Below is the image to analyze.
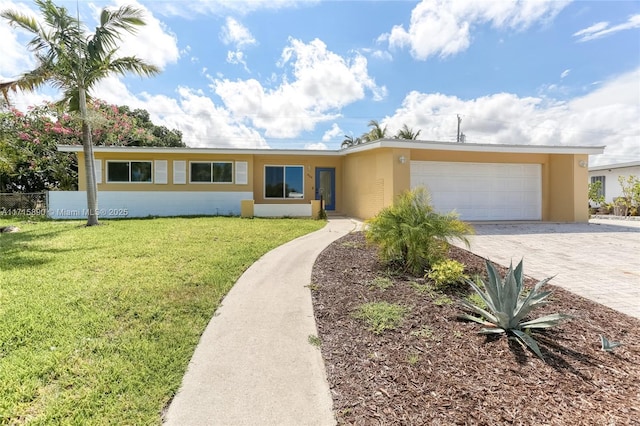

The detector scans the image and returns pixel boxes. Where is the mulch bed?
[311,232,640,425]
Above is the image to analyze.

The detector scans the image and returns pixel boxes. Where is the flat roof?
[57,145,342,156]
[344,139,605,155]
[589,160,640,172]
[58,139,605,156]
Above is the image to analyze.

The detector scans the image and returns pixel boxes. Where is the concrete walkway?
[163,218,359,426]
[452,219,640,319]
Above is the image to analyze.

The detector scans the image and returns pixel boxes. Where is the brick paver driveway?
[452,219,640,319]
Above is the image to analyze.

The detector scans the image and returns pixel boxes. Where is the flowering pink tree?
[0,99,184,192]
[0,104,78,192]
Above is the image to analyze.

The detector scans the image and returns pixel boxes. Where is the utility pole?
[456,114,462,143]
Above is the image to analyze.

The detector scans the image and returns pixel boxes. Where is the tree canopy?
[0,100,183,192]
[342,121,423,149]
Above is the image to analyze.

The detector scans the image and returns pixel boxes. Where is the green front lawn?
[0,217,325,424]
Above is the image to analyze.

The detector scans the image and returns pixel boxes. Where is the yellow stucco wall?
[341,148,589,222]
[251,155,342,209]
[81,151,343,209]
[341,148,403,219]
[79,151,254,192]
[78,148,590,222]
[548,154,590,222]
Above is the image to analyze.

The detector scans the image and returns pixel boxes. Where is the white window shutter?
[94,159,102,183]
[155,160,168,184]
[173,160,186,184]
[235,161,248,185]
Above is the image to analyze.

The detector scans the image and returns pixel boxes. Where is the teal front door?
[315,168,335,211]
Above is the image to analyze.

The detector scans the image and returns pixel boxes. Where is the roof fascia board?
[589,161,640,171]
[58,140,606,156]
[342,139,605,155]
[57,145,342,156]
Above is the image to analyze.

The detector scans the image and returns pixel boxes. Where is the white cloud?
[220,17,256,48]
[560,69,571,79]
[221,19,255,72]
[0,0,179,83]
[0,1,38,79]
[321,123,342,142]
[227,50,250,72]
[382,68,640,166]
[383,0,569,60]
[304,142,328,150]
[92,77,268,149]
[573,21,609,37]
[573,14,640,42]
[146,0,319,18]
[212,38,385,138]
[109,0,180,70]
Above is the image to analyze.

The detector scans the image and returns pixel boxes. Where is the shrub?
[614,175,640,216]
[588,180,605,206]
[365,187,473,275]
[459,259,571,360]
[352,302,409,334]
[427,259,468,289]
[368,276,394,291]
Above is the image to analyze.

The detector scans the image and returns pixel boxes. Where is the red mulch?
[311,232,640,425]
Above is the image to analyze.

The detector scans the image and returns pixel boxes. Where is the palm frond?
[89,5,145,56]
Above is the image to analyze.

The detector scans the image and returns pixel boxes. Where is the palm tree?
[1,0,159,225]
[362,119,388,142]
[394,124,421,140]
[341,134,362,149]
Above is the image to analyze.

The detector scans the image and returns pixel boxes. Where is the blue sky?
[1,0,639,166]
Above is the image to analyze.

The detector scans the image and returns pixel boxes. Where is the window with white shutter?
[155,160,168,184]
[94,159,102,183]
[173,160,186,184]
[235,161,248,185]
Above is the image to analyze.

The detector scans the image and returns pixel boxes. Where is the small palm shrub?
[459,259,571,360]
[427,259,468,289]
[366,187,473,275]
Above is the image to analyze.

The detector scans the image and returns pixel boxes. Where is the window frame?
[590,175,605,199]
[106,160,153,183]
[264,165,305,199]
[189,161,234,184]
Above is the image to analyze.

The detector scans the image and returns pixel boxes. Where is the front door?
[315,168,335,211]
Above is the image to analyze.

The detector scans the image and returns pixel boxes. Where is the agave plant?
[459,259,571,360]
[600,335,622,352]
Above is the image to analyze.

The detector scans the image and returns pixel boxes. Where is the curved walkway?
[163,218,359,426]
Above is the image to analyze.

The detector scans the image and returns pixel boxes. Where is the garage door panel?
[410,161,541,221]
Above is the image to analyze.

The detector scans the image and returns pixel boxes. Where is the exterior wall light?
[399,155,406,164]
[578,160,587,168]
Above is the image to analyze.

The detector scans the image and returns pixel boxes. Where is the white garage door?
[410,161,541,221]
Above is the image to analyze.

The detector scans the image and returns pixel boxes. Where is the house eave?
[588,160,640,172]
[341,139,606,155]
[57,145,343,156]
[57,140,606,156]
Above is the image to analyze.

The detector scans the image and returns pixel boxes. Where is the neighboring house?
[588,161,640,204]
[53,140,603,222]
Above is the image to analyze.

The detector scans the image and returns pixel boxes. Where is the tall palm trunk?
[78,84,99,226]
